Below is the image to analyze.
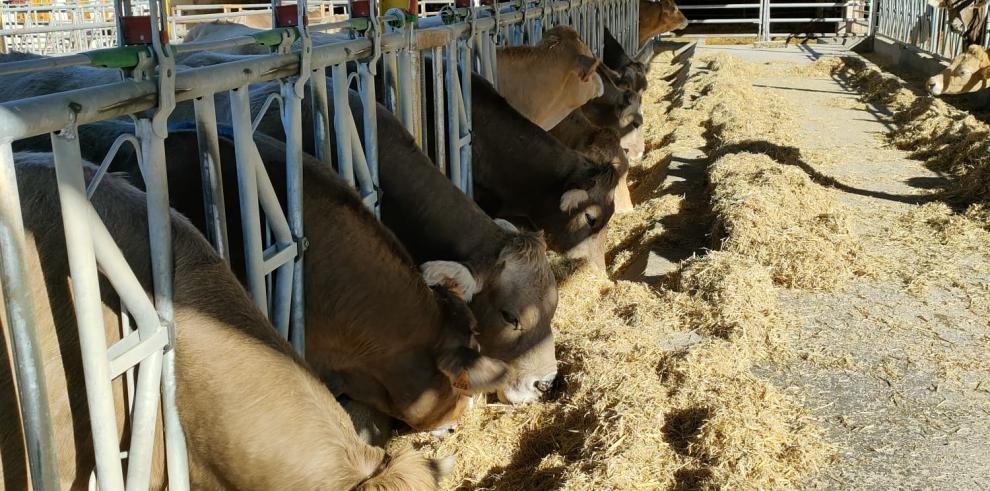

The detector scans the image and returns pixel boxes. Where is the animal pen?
[0,0,640,488]
[2,0,990,488]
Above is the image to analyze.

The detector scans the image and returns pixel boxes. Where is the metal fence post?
[0,141,61,491]
[51,127,127,491]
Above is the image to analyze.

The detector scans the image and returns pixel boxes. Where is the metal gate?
[677,0,875,41]
[875,0,990,59]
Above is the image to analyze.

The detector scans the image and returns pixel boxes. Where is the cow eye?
[501,310,520,330]
[584,212,598,228]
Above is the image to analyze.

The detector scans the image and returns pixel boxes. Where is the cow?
[466,73,620,270]
[418,68,620,269]
[496,26,605,130]
[0,52,123,102]
[13,123,507,431]
[603,28,649,93]
[550,109,634,213]
[3,51,562,402]
[926,44,990,95]
[602,27,649,159]
[182,20,350,55]
[580,63,645,164]
[243,83,561,405]
[928,0,988,47]
[0,153,451,490]
[639,0,690,47]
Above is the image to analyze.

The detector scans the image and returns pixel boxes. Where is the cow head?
[463,227,559,404]
[542,26,605,124]
[928,0,987,36]
[639,0,689,45]
[927,44,990,95]
[586,65,644,133]
[550,160,620,270]
[377,262,510,431]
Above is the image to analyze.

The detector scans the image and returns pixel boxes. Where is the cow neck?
[301,161,445,339]
[475,78,589,194]
[495,51,570,122]
[375,111,506,281]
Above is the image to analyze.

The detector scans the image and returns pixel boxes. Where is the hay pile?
[828,57,990,205]
[690,54,866,290]
[389,50,831,490]
[709,153,863,290]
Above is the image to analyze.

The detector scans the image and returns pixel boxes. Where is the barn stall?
[1,0,989,489]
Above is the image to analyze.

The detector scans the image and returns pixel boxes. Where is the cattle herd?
[0,1,689,489]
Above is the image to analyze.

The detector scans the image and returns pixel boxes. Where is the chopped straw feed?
[826,57,990,207]
[388,49,836,490]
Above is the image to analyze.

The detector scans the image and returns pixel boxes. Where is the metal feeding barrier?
[0,0,637,488]
[874,0,989,59]
[676,0,875,42]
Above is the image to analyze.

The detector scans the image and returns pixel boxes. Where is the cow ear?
[437,347,509,394]
[560,188,591,212]
[421,261,480,301]
[926,0,947,7]
[575,55,598,82]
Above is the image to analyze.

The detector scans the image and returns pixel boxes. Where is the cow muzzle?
[497,371,558,404]
[926,76,943,96]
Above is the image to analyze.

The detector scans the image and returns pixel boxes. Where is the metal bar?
[229,85,269,316]
[85,195,165,491]
[445,39,462,191]
[134,114,189,490]
[51,128,126,491]
[310,67,334,163]
[280,77,306,353]
[431,46,447,176]
[331,62,356,186]
[357,60,379,217]
[0,142,61,491]
[253,149,295,335]
[457,36,472,196]
[193,96,232,262]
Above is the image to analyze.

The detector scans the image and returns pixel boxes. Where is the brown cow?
[0,153,450,489]
[928,0,988,47]
[602,27,649,160]
[550,109,634,213]
[12,123,507,432]
[926,44,990,95]
[497,26,605,130]
[639,0,689,46]
[240,86,561,405]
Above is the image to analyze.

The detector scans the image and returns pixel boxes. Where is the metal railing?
[0,0,467,55]
[0,0,637,488]
[875,0,989,59]
[677,0,874,41]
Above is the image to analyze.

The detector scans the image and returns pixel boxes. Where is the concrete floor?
[640,42,990,490]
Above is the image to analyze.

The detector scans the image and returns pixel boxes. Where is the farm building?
[0,0,988,489]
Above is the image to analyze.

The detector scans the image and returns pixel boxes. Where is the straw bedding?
[385,51,840,490]
[826,57,990,206]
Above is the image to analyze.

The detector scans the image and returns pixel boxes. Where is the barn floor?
[631,43,990,489]
[391,42,990,490]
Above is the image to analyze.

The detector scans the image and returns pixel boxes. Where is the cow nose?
[533,372,558,394]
